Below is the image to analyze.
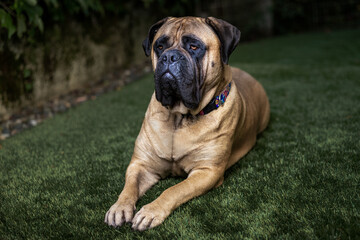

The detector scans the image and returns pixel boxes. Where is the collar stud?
[197,82,231,116]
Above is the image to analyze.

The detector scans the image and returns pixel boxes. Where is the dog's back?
[226,67,270,169]
[232,67,270,134]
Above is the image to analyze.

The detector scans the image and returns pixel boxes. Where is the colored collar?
[197,82,231,116]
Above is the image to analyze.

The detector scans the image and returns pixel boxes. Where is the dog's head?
[143,17,240,114]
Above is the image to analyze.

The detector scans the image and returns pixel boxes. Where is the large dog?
[105,16,270,231]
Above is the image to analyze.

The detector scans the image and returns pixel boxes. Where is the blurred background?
[0,0,359,123]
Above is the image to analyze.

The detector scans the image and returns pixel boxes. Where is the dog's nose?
[161,50,181,64]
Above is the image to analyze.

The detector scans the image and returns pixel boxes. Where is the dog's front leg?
[105,161,160,227]
[131,166,225,231]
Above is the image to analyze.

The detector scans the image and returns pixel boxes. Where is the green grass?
[1,29,360,239]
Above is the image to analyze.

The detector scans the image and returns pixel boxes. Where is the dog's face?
[142,17,240,113]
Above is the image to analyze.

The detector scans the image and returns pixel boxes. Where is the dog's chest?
[145,113,218,163]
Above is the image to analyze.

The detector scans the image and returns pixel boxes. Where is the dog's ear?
[205,17,241,64]
[142,17,169,57]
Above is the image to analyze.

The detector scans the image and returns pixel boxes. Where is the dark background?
[0,0,359,118]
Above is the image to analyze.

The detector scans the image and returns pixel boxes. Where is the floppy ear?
[142,17,169,57]
[205,17,241,64]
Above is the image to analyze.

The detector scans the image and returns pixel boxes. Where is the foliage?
[273,0,360,34]
[0,0,105,40]
[1,0,359,42]
[0,0,196,42]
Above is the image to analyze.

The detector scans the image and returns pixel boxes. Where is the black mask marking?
[153,34,207,109]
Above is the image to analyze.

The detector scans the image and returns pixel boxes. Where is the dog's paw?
[131,201,169,231]
[104,200,135,227]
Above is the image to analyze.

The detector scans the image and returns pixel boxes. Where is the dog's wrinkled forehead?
[154,17,218,48]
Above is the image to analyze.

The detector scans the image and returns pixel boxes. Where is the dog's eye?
[190,45,198,50]
[158,45,163,50]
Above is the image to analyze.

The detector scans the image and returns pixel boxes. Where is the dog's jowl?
[105,16,270,231]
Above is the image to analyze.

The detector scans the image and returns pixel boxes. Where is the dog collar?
[197,82,231,116]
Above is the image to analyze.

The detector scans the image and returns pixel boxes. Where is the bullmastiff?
[105,16,270,231]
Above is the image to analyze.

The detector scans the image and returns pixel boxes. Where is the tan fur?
[105,17,270,231]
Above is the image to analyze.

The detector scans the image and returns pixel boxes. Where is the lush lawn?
[1,29,359,239]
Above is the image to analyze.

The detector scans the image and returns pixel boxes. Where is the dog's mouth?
[160,72,179,93]
[154,48,202,110]
[155,69,199,110]
[162,71,174,79]
[157,71,181,104]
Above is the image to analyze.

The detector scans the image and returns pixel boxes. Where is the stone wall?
[0,14,153,119]
[0,1,274,120]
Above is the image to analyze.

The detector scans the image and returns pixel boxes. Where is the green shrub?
[273,0,360,34]
[0,0,106,40]
[0,0,197,42]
